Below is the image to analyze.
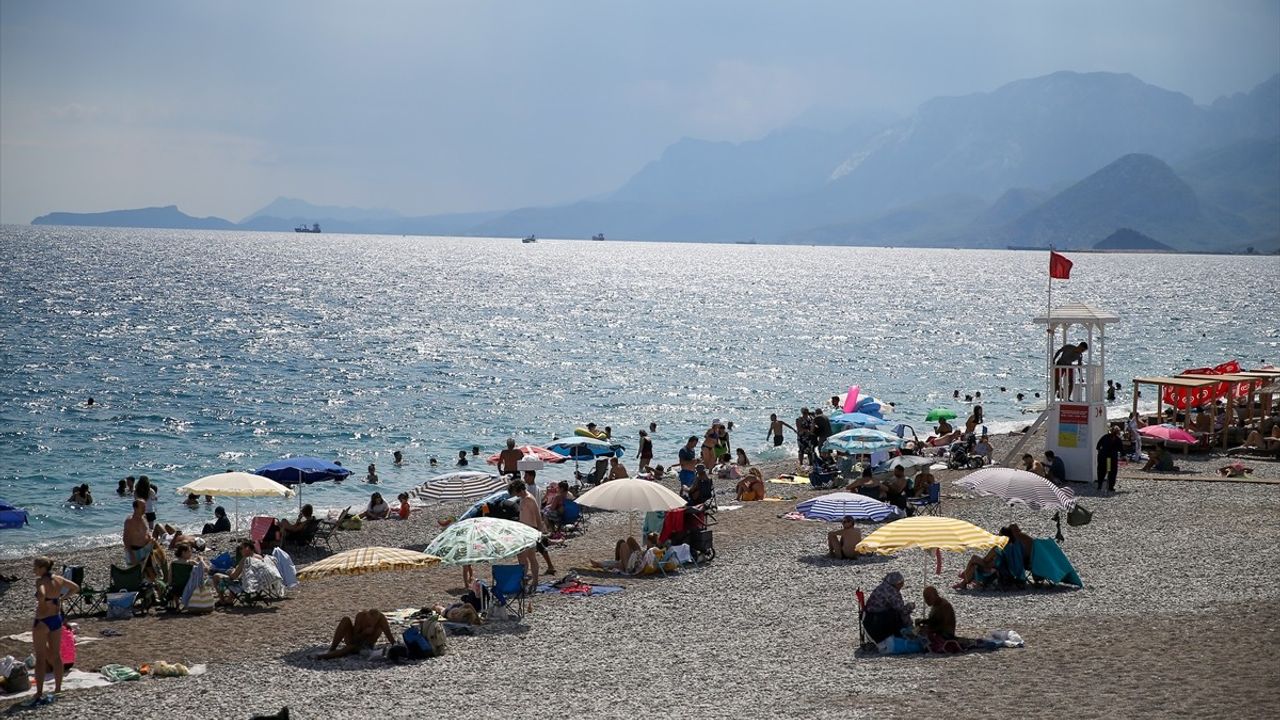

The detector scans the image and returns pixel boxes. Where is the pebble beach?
[2,434,1277,719]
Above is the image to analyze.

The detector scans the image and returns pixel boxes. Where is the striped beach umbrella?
[955,467,1076,511]
[412,471,507,503]
[296,546,440,580]
[856,516,1008,555]
[824,428,902,453]
[795,492,901,522]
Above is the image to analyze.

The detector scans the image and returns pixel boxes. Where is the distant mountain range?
[32,70,1280,253]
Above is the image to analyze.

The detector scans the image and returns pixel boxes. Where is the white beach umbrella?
[954,467,1076,512]
[175,472,295,531]
[575,478,686,513]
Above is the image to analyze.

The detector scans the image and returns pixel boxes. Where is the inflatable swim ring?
[574,427,609,440]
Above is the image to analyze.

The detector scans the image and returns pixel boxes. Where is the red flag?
[1049,251,1073,279]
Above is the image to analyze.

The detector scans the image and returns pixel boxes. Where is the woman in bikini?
[31,557,78,706]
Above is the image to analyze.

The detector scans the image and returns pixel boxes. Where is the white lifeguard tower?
[1030,303,1119,482]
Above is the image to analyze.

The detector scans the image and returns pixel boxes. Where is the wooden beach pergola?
[1131,375,1219,429]
[1132,370,1279,449]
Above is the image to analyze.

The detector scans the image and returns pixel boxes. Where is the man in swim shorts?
[678,436,699,487]
[768,413,793,447]
[123,499,153,566]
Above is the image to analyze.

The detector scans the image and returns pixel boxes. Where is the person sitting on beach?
[183,493,200,508]
[124,499,155,566]
[317,610,397,660]
[1142,446,1180,472]
[1217,462,1253,478]
[736,448,751,467]
[735,467,766,501]
[809,449,838,488]
[1019,454,1035,472]
[974,436,993,465]
[954,546,1001,590]
[684,465,715,506]
[935,418,953,436]
[202,506,231,535]
[214,540,264,605]
[543,481,572,525]
[395,493,411,520]
[1044,450,1066,484]
[646,464,667,482]
[915,586,957,643]
[863,571,914,643]
[713,455,740,482]
[590,537,644,572]
[911,469,936,498]
[827,516,861,559]
[608,456,629,481]
[361,492,390,520]
[280,504,316,542]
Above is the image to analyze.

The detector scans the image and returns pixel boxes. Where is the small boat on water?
[591,233,605,241]
[522,235,537,244]
[295,223,321,233]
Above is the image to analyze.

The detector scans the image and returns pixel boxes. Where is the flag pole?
[1047,245,1054,402]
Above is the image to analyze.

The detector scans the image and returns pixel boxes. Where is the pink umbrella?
[485,445,570,465]
[1139,425,1197,444]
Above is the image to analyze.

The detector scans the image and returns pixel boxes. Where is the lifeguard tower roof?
[1033,303,1119,325]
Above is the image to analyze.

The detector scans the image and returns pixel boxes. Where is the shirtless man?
[123,499,153,566]
[677,436,699,487]
[608,456,629,480]
[828,516,861,559]
[511,479,553,586]
[767,413,794,447]
[498,438,524,477]
[318,609,396,660]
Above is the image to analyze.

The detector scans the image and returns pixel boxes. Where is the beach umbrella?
[795,492,901,522]
[175,472,295,531]
[412,471,507,503]
[255,456,352,510]
[0,498,29,529]
[575,478,686,513]
[955,467,1076,512]
[878,455,936,473]
[856,516,1009,574]
[484,445,569,465]
[829,412,891,429]
[925,408,957,421]
[424,517,541,566]
[546,437,624,461]
[297,546,440,580]
[1138,425,1197,445]
[824,428,902,453]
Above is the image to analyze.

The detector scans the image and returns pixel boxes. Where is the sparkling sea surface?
[1,225,1276,556]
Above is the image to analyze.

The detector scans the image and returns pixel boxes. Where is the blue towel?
[1030,538,1083,587]
[643,511,665,538]
[1001,541,1027,580]
[210,551,234,572]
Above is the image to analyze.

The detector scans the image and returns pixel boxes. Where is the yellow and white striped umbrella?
[856,516,1008,555]
[297,546,441,580]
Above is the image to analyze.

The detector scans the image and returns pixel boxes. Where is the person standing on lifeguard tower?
[1052,340,1088,400]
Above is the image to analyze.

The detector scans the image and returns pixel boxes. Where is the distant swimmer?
[457,451,469,467]
[1016,393,1025,402]
[649,422,657,433]
[85,397,95,406]
[366,463,379,484]
[393,450,403,465]
[429,456,438,467]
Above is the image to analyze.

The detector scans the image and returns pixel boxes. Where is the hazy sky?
[2,0,1277,224]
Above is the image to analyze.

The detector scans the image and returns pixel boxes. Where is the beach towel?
[1029,539,1083,587]
[241,556,286,599]
[271,547,298,588]
[767,476,811,485]
[4,632,99,646]
[643,511,665,538]
[667,543,693,565]
[658,510,685,545]
[535,582,624,596]
[1001,541,1027,581]
[5,669,113,699]
[180,561,206,609]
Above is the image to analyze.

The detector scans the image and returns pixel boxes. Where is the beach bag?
[877,635,926,654]
[3,664,27,694]
[106,592,137,619]
[420,617,447,656]
[339,515,363,531]
[60,624,76,668]
[403,627,431,659]
[1067,503,1093,527]
[186,582,216,613]
[210,551,235,573]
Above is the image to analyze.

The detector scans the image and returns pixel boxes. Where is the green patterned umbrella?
[424,517,541,566]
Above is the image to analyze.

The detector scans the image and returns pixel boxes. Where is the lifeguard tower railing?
[1051,362,1104,404]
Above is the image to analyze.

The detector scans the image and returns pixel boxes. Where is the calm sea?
[1,226,1276,557]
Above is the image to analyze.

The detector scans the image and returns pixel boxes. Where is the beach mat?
[5,632,99,645]
[1132,473,1280,485]
[535,582,623,596]
[768,476,810,485]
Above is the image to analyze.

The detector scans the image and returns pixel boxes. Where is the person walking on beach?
[511,479,552,586]
[678,436,699,487]
[498,439,523,477]
[813,409,833,449]
[767,413,793,448]
[1096,425,1123,493]
[636,430,654,472]
[795,409,815,466]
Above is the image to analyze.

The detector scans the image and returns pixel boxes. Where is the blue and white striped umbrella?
[795,492,902,522]
[412,471,507,503]
[824,428,903,453]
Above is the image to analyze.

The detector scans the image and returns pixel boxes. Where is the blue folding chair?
[557,499,588,538]
[489,564,527,621]
[908,482,941,516]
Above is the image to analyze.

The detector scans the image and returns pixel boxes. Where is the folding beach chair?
[907,482,941,516]
[165,561,195,612]
[487,565,527,622]
[60,565,104,616]
[855,588,876,652]
[108,563,155,613]
[250,516,278,554]
[555,499,588,538]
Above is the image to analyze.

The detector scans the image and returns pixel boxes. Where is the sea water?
[1,225,1276,557]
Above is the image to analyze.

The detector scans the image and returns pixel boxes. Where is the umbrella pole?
[935,548,942,575]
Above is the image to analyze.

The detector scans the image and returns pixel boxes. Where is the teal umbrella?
[925,408,957,421]
[824,428,902,453]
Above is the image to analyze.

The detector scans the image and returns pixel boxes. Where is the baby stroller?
[946,439,984,470]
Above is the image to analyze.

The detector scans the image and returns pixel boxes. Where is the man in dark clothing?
[1052,341,1088,399]
[1095,425,1124,492]
[813,409,833,447]
[917,586,956,641]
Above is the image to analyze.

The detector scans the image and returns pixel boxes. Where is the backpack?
[403,618,448,659]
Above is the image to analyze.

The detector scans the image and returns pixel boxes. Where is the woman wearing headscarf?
[862,571,914,642]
